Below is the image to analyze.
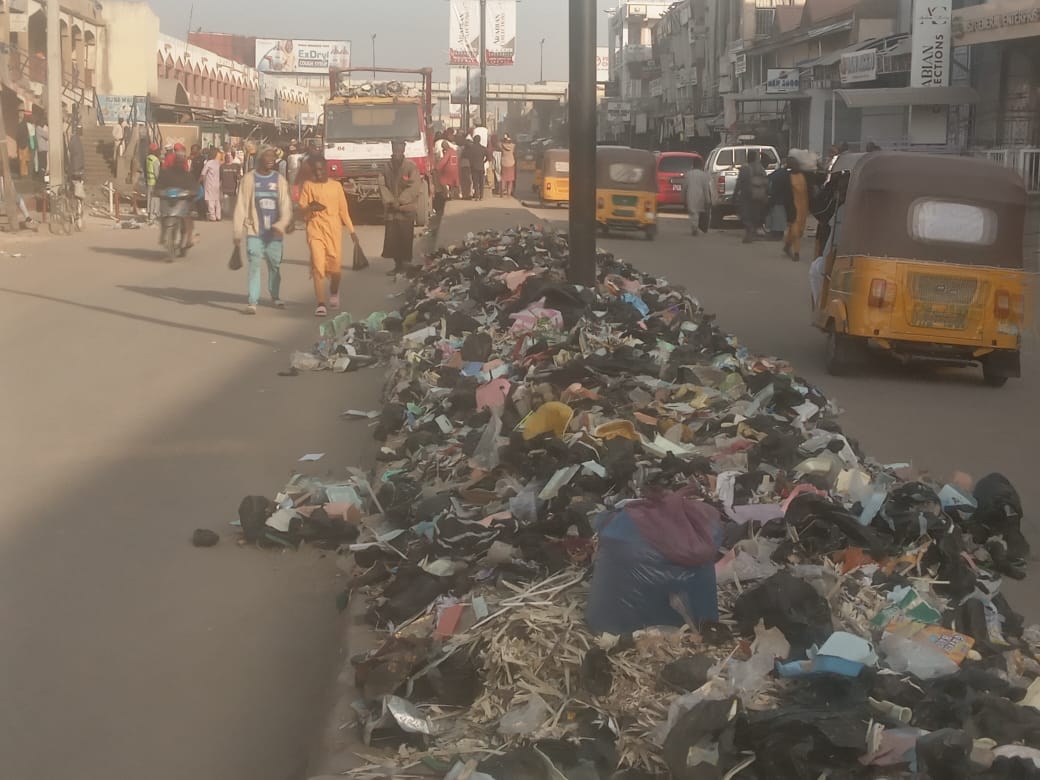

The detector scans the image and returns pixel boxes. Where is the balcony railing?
[623,44,653,64]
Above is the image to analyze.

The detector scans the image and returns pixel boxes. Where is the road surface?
[1,192,1036,780]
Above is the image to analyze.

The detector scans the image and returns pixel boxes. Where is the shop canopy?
[836,86,979,109]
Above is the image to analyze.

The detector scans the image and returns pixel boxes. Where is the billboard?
[255,39,351,75]
[485,0,517,66]
[449,0,481,66]
[910,0,952,87]
[596,47,610,83]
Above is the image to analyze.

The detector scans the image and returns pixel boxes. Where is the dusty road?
[2,188,1036,779]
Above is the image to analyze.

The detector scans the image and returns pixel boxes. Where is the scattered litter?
[298,453,325,462]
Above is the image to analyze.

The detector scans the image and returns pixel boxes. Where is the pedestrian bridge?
[430,81,568,103]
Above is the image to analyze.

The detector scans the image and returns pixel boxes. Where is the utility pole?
[46,0,64,190]
[540,38,546,83]
[479,0,488,126]
[567,0,596,285]
[371,34,377,78]
[464,66,471,132]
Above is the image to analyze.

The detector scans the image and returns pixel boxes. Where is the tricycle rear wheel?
[982,361,1009,388]
[825,326,860,376]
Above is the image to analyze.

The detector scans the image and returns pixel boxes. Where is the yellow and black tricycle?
[812,152,1033,387]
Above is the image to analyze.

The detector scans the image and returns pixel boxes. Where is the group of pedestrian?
[431,128,518,206]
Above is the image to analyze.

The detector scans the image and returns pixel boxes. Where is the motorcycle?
[158,188,194,260]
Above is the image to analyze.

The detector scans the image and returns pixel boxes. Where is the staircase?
[78,121,117,190]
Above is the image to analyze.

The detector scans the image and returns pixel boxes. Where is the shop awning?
[730,91,810,103]
[836,86,979,108]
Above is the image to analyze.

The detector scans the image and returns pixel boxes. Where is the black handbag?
[352,241,369,270]
[228,245,243,270]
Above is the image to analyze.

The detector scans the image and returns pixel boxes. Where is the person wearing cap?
[379,140,422,275]
[233,147,293,314]
[297,153,360,317]
[156,145,199,250]
[145,142,162,225]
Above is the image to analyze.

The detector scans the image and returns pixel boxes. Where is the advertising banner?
[596,47,610,83]
[485,0,517,66]
[255,39,351,75]
[839,49,878,84]
[449,0,481,67]
[765,68,800,94]
[910,0,952,87]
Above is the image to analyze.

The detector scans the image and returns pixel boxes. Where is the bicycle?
[45,183,74,236]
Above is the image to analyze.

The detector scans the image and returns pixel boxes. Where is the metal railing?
[975,148,1040,194]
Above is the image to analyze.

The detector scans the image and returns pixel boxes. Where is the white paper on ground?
[298,453,325,462]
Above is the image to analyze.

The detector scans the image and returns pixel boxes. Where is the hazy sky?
[144,0,617,83]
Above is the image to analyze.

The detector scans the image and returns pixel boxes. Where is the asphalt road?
[523,186,1040,623]
[1,187,1036,779]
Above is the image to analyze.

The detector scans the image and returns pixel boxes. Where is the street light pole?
[540,38,546,83]
[568,0,596,285]
[46,0,64,189]
[371,34,377,78]
[479,0,488,126]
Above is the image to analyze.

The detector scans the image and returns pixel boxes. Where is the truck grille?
[341,161,385,178]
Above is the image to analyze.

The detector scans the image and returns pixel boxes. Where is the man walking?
[733,149,768,244]
[145,143,161,225]
[458,137,473,200]
[202,148,222,221]
[781,153,810,262]
[232,147,293,315]
[298,154,359,317]
[379,140,421,276]
[684,157,713,236]
[467,135,491,201]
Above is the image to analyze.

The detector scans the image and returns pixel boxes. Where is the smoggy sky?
[145,0,619,83]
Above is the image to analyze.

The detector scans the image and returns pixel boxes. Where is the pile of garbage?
[239,228,1037,779]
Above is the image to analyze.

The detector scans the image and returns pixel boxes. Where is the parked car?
[655,152,703,209]
[704,144,781,227]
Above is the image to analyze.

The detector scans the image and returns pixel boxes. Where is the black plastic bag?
[352,241,369,270]
[228,244,243,270]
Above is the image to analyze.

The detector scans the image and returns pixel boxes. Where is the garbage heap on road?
[239,228,1037,779]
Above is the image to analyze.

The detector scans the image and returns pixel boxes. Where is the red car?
[655,152,703,209]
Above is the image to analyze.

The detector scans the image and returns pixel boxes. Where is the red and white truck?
[323,67,434,226]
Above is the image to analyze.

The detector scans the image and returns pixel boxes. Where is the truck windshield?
[325,105,421,143]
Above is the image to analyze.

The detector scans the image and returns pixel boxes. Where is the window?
[714,149,734,167]
[325,105,421,143]
[910,200,997,246]
[608,163,647,183]
[658,156,696,173]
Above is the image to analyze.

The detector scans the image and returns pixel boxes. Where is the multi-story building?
[602,1,671,144]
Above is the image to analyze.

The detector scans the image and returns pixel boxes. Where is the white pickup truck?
[704,144,781,228]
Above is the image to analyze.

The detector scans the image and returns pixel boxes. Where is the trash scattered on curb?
[235,227,1034,778]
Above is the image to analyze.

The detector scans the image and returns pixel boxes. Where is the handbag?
[228,245,243,270]
[352,241,369,270]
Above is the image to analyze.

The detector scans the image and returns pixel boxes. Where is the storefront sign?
[765,68,800,93]
[97,95,148,125]
[650,78,664,97]
[910,0,952,87]
[734,53,747,76]
[606,100,632,122]
[839,49,877,84]
[953,1,1040,46]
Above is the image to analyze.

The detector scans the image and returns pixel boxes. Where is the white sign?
[954,1,1040,46]
[8,13,27,33]
[298,112,318,126]
[910,0,952,87]
[449,0,481,67]
[734,53,747,76]
[606,100,631,122]
[485,0,517,67]
[449,67,481,103]
[765,68,799,94]
[649,77,663,97]
[596,47,610,83]
[255,39,350,75]
[840,49,878,84]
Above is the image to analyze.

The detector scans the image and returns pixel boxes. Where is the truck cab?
[323,68,433,226]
